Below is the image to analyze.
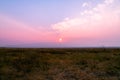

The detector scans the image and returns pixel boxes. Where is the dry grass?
[0,48,120,80]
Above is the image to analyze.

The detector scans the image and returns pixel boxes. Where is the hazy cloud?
[0,14,57,43]
[52,0,120,41]
[82,2,89,7]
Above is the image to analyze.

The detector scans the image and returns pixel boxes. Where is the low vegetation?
[0,48,120,80]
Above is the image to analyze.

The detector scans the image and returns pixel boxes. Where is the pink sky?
[0,0,120,47]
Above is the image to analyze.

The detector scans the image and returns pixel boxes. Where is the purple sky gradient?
[0,0,120,47]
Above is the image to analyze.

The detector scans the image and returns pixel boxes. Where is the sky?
[0,0,120,47]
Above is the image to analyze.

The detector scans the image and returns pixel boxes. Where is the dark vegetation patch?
[0,48,120,80]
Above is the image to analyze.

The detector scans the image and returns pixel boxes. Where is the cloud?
[52,0,120,42]
[82,2,89,7]
[0,14,57,43]
[104,0,114,4]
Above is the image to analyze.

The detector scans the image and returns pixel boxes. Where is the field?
[0,48,120,80]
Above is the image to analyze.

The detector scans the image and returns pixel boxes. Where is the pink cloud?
[0,14,57,43]
[52,0,120,42]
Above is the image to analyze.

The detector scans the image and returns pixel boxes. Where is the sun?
[59,38,63,42]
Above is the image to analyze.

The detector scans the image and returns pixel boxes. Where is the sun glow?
[59,38,63,42]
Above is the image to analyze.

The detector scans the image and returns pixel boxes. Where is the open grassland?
[0,48,120,80]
